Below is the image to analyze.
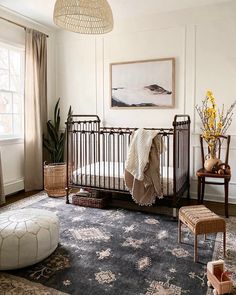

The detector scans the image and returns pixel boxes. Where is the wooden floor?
[0,190,40,208]
[182,198,236,217]
[1,190,236,217]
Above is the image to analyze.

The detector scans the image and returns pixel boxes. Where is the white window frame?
[0,40,25,142]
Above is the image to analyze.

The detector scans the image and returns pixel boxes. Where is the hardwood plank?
[1,190,236,217]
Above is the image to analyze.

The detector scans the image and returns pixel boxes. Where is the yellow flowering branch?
[196,91,236,157]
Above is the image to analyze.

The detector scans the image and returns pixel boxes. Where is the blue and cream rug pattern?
[0,192,235,295]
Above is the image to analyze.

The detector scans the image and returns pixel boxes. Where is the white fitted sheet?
[73,161,173,195]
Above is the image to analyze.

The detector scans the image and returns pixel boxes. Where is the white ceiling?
[0,0,232,29]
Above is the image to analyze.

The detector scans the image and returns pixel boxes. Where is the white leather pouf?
[0,208,59,270]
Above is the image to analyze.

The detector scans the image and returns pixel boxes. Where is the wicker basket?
[44,162,67,197]
[72,194,109,208]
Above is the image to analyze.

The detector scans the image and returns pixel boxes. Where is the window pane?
[10,50,21,76]
[0,47,8,69]
[0,114,13,136]
[0,69,9,90]
[0,92,12,113]
[0,44,24,139]
[13,93,23,113]
[13,114,23,136]
[10,74,21,92]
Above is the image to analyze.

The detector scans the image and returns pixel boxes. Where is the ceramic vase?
[204,156,221,172]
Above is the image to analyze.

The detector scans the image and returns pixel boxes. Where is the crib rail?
[66,115,190,207]
[173,115,191,203]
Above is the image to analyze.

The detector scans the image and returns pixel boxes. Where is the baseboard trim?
[2,178,236,205]
[4,178,24,196]
[190,191,236,205]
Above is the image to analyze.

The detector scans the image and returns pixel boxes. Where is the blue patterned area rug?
[0,192,235,295]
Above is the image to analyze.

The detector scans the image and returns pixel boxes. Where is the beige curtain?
[24,29,47,191]
[0,151,5,204]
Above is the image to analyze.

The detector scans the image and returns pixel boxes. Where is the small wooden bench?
[178,205,226,262]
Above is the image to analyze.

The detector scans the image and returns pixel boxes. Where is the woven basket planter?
[44,162,67,197]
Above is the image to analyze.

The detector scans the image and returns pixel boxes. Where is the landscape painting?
[110,58,175,108]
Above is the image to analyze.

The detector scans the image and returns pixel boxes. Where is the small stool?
[178,205,226,262]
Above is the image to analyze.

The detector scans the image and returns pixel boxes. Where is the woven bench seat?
[178,205,226,262]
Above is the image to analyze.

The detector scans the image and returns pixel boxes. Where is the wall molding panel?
[55,1,236,204]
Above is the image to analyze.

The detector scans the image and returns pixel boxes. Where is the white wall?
[55,0,236,203]
[0,7,56,195]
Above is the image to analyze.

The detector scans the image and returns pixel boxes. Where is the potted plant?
[43,98,72,197]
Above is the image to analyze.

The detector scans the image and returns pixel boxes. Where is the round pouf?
[0,208,59,270]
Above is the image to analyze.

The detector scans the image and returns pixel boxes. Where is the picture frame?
[110,58,175,108]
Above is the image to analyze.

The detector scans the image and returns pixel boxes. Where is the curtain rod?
[0,16,49,38]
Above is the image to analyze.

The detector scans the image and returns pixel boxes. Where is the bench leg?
[178,219,182,243]
[194,234,198,262]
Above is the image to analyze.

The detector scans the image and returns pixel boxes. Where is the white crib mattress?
[72,161,174,195]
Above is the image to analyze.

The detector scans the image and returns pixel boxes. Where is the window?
[0,42,24,139]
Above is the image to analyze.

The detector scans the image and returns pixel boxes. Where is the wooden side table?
[178,205,226,262]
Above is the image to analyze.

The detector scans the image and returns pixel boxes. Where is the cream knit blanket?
[125,129,158,181]
[125,129,163,206]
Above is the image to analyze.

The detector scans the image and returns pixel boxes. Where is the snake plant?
[43,98,72,163]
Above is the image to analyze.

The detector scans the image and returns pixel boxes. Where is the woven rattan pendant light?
[53,0,113,34]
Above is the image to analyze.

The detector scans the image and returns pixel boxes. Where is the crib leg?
[187,186,190,199]
[172,208,177,218]
[66,187,70,204]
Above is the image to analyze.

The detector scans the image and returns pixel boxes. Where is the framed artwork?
[110,58,175,108]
